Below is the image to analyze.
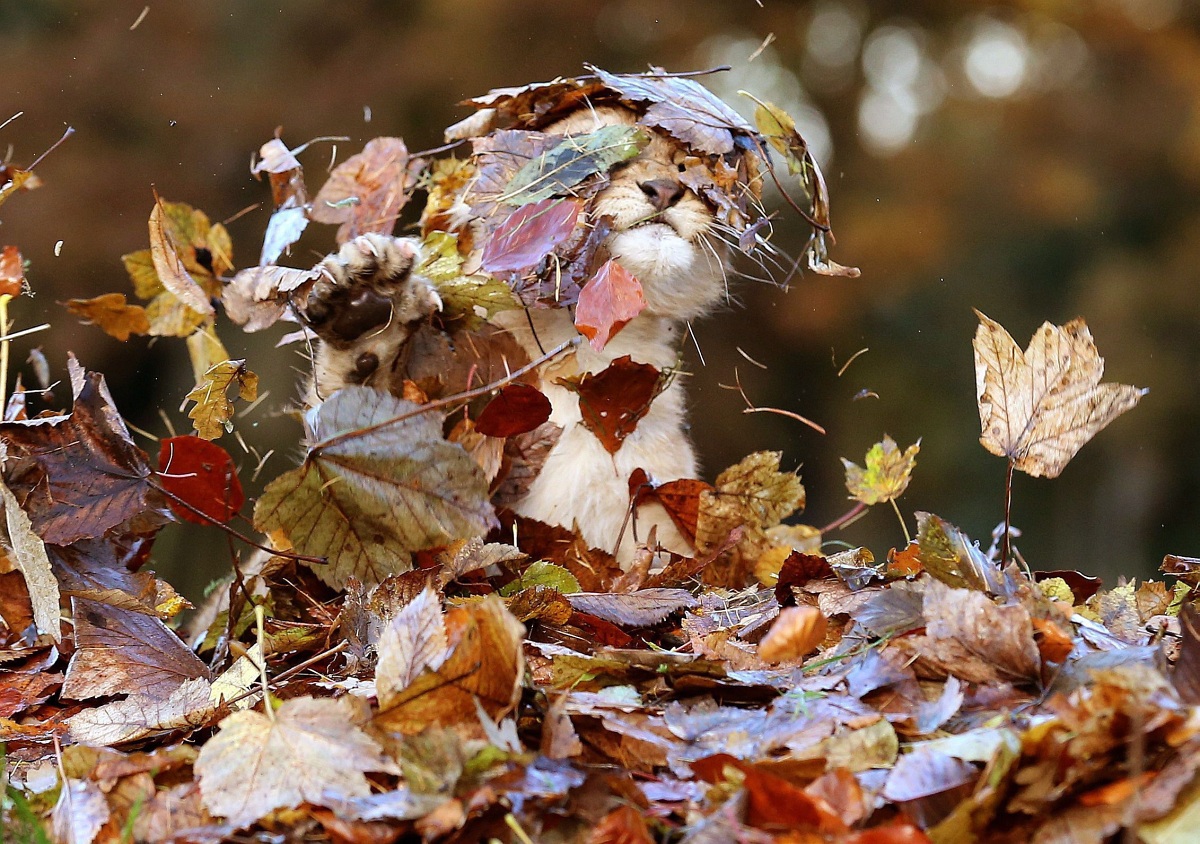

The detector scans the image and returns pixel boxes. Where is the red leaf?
[474,383,552,438]
[480,198,581,273]
[559,356,663,455]
[574,259,646,351]
[0,245,25,297]
[629,470,710,545]
[691,753,848,833]
[157,436,244,524]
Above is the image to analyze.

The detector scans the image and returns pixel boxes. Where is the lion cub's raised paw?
[304,234,441,401]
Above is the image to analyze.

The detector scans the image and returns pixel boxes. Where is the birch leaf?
[973,310,1146,478]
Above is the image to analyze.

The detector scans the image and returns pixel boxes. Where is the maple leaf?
[474,383,552,438]
[254,386,495,589]
[558,356,664,454]
[973,310,1146,478]
[574,259,647,351]
[842,435,920,506]
[695,451,806,554]
[0,475,58,639]
[63,293,151,341]
[183,359,258,441]
[479,197,582,274]
[310,137,423,243]
[0,364,166,545]
[157,436,244,524]
[499,124,647,205]
[63,598,211,701]
[195,696,397,829]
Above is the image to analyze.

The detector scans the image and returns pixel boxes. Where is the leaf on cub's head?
[574,259,646,351]
[973,310,1146,479]
[751,99,829,220]
[500,124,647,206]
[63,293,150,341]
[475,383,552,438]
[479,197,582,274]
[0,364,166,545]
[588,65,754,155]
[310,137,423,244]
[254,387,496,589]
[222,265,320,332]
[0,245,26,298]
[195,696,396,829]
[157,436,244,525]
[183,359,258,441]
[842,435,920,506]
[557,356,664,455]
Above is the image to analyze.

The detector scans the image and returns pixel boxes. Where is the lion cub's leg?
[304,234,441,403]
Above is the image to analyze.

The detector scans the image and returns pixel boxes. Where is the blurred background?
[1,0,1196,599]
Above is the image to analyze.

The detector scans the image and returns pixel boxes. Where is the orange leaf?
[574,259,646,351]
[758,605,828,663]
[0,245,25,297]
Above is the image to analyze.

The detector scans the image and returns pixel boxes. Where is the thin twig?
[821,501,867,534]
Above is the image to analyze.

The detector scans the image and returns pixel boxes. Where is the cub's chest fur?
[304,105,746,563]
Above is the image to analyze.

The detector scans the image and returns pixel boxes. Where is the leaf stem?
[1002,458,1014,564]
[316,335,581,453]
[890,498,911,544]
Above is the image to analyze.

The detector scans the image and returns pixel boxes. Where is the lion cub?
[304,106,730,563]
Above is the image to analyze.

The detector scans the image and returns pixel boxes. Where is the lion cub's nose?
[638,178,686,212]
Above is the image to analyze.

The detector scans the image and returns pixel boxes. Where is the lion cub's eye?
[677,163,687,173]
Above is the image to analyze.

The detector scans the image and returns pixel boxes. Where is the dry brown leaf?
[149,193,214,317]
[375,586,449,705]
[52,778,110,844]
[974,310,1146,478]
[222,265,319,332]
[310,137,423,243]
[63,293,151,341]
[195,696,397,829]
[66,677,218,747]
[565,589,697,627]
[183,359,258,441]
[0,475,59,640]
[758,605,828,663]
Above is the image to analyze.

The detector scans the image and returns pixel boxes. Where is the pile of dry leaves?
[1,67,1196,844]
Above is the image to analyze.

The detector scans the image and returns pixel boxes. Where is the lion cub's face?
[546,107,727,321]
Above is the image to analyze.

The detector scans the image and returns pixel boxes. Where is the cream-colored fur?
[305,107,728,563]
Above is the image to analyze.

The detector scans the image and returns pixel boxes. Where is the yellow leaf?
[973,310,1146,478]
[184,359,258,440]
[842,434,920,506]
[63,293,150,342]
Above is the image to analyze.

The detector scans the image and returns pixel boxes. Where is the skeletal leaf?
[254,386,495,589]
[0,474,59,639]
[183,359,258,441]
[375,587,449,705]
[196,696,396,829]
[500,124,647,205]
[973,310,1146,478]
[842,435,920,506]
[63,293,150,341]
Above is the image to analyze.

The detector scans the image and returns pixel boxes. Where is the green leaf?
[419,231,519,329]
[499,561,581,597]
[500,125,647,206]
[841,435,920,506]
[254,387,496,589]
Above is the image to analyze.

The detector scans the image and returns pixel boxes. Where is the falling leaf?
[695,451,806,555]
[0,245,26,297]
[195,696,397,829]
[0,475,59,639]
[475,383,552,438]
[222,265,320,332]
[500,124,647,205]
[149,194,214,317]
[157,435,244,524]
[479,197,582,273]
[758,605,827,663]
[558,356,664,454]
[254,386,495,588]
[842,435,920,506]
[375,587,449,705]
[63,598,210,701]
[310,137,423,243]
[574,260,647,351]
[973,310,1146,478]
[52,778,110,844]
[183,359,258,441]
[63,293,150,341]
[751,98,831,226]
[0,366,166,545]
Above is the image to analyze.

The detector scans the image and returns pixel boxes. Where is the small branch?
[742,406,826,435]
[149,478,327,565]
[821,501,867,534]
[26,126,74,171]
[316,335,580,453]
